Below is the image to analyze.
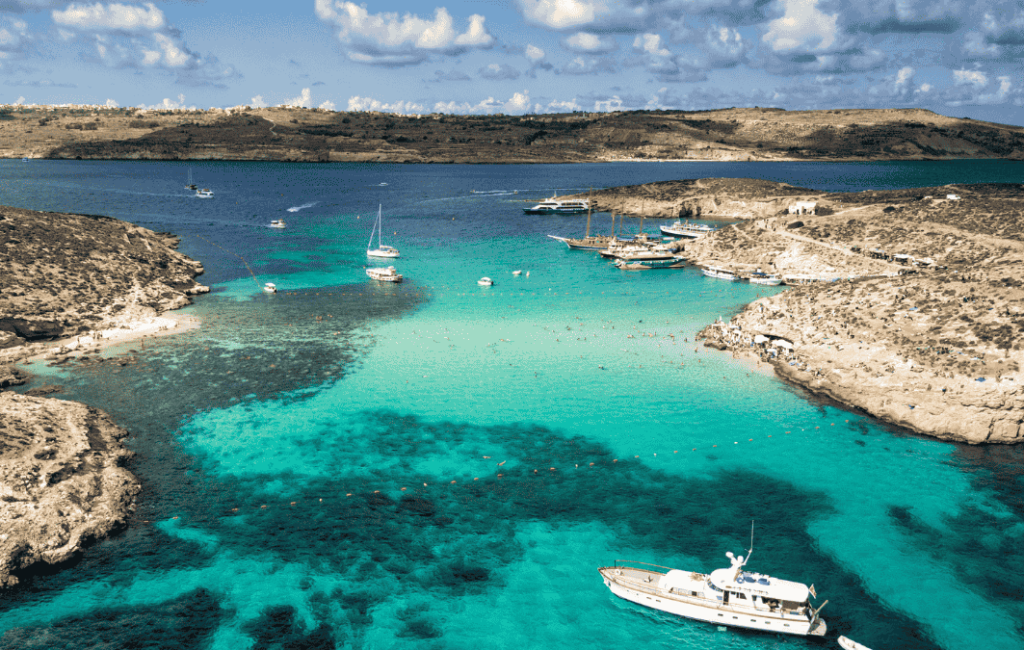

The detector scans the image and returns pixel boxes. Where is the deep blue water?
[1,160,1023,650]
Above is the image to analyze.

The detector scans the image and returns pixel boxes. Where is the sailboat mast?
[585,188,592,239]
[378,204,383,248]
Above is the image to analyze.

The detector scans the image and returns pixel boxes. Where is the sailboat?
[367,205,400,258]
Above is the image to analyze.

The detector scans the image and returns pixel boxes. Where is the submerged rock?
[0,392,141,588]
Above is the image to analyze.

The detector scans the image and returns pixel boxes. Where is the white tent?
[753,335,769,344]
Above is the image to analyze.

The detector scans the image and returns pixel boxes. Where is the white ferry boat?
[599,548,827,637]
[702,266,738,281]
[523,198,590,215]
[366,266,403,283]
[661,221,716,238]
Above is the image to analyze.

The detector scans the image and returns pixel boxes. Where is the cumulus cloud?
[517,0,605,30]
[347,96,427,114]
[319,99,336,111]
[525,44,545,61]
[52,2,164,32]
[763,0,839,52]
[563,32,617,53]
[433,90,534,114]
[250,94,268,108]
[315,1,494,66]
[137,93,193,110]
[0,17,31,63]
[845,0,962,35]
[479,63,521,80]
[50,2,238,86]
[285,88,312,107]
[105,97,117,107]
[560,55,617,75]
[953,68,988,87]
[946,72,1013,105]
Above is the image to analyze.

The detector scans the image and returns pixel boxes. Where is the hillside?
[2,106,1023,163]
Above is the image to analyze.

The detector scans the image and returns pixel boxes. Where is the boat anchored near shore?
[599,539,827,637]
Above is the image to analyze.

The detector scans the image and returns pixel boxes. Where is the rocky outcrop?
[0,392,141,587]
[0,205,208,345]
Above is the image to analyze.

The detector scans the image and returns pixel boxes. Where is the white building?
[788,201,817,215]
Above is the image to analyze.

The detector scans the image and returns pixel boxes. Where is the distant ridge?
[2,105,1023,163]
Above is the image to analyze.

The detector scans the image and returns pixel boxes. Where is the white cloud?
[633,33,670,58]
[479,63,521,80]
[432,90,535,114]
[250,95,267,108]
[594,95,624,112]
[285,88,312,107]
[953,68,988,87]
[315,1,494,65]
[917,83,931,93]
[137,93,192,110]
[894,66,914,93]
[563,32,616,53]
[347,96,426,114]
[104,98,118,108]
[763,0,838,52]
[52,2,165,32]
[14,95,25,105]
[545,98,582,112]
[525,44,545,61]
[517,0,604,30]
[319,99,337,111]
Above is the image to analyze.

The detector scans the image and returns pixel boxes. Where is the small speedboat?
[478,277,494,286]
[263,282,277,293]
[270,219,286,229]
[195,188,214,198]
[512,270,522,276]
[838,636,873,650]
[367,266,403,283]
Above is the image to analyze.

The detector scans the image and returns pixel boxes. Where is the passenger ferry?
[749,270,782,286]
[599,545,827,637]
[702,266,738,281]
[661,221,716,238]
[523,198,590,215]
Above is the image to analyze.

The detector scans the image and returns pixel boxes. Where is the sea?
[1,159,1023,650]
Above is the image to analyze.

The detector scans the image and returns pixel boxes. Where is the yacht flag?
[809,584,817,598]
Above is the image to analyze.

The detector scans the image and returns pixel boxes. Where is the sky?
[1,1,1023,125]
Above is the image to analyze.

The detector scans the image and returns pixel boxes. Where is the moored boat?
[599,545,827,637]
[263,282,277,293]
[661,221,716,238]
[702,265,738,281]
[195,188,214,198]
[749,270,782,286]
[269,219,286,229]
[367,204,400,258]
[838,636,873,650]
[547,234,620,250]
[478,277,494,286]
[366,266,403,283]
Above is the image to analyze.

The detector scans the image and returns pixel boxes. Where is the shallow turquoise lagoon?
[1,160,1022,650]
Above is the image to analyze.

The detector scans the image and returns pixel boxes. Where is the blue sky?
[2,1,1023,124]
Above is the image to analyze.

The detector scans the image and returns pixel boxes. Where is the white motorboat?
[599,542,827,637]
[367,204,400,258]
[838,636,873,650]
[512,270,522,276]
[749,271,782,286]
[661,220,716,238]
[270,219,286,229]
[478,277,494,286]
[367,266,403,283]
[195,188,214,198]
[263,282,277,293]
[702,265,738,281]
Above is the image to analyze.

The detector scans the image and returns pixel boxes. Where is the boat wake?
[286,202,317,213]
[470,189,519,196]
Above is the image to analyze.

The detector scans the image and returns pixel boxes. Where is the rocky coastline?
[655,180,1024,444]
[1,204,208,586]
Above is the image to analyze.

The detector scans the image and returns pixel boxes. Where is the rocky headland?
[3,105,1024,163]
[1,204,208,586]
[620,179,1024,444]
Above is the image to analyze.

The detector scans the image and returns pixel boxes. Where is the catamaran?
[599,534,827,637]
[367,205,400,258]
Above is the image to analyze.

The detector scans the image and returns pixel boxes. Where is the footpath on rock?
[0,204,208,586]
[588,178,1024,444]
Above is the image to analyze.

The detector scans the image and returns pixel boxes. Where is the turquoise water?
[2,160,1023,650]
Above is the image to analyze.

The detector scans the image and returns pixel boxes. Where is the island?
[0,204,208,586]
[567,179,1024,444]
[3,105,1024,163]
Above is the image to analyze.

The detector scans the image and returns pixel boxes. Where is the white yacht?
[749,270,782,286]
[478,277,494,286]
[263,282,277,293]
[599,546,827,637]
[367,205,400,259]
[661,220,716,238]
[195,188,214,199]
[523,197,590,215]
[366,266,403,283]
[702,265,738,281]
[269,219,286,229]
